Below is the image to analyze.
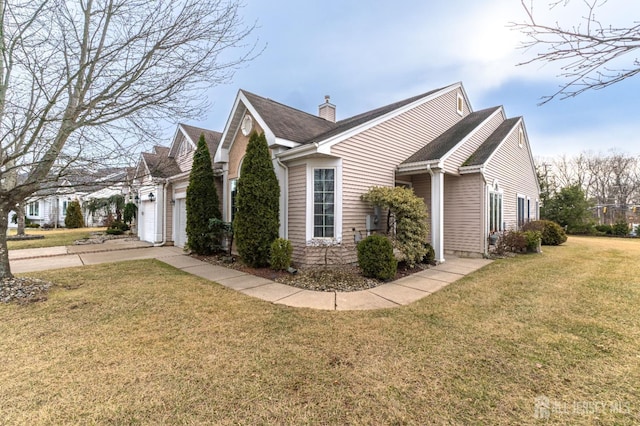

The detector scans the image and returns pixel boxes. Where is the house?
[8,168,132,228]
[133,124,222,246]
[213,82,539,265]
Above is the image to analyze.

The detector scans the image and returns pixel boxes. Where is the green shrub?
[186,133,222,255]
[207,218,233,254]
[123,202,137,225]
[521,220,567,245]
[270,238,293,271]
[64,200,84,228]
[357,235,397,280]
[595,224,613,235]
[234,132,280,267]
[106,220,129,235]
[612,219,629,236]
[523,230,542,252]
[361,186,429,267]
[26,223,40,228]
[422,243,435,265]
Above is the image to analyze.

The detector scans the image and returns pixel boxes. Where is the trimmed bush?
[270,238,293,271]
[64,200,84,228]
[186,133,222,255]
[422,243,435,265]
[612,219,629,236]
[523,230,542,252]
[521,220,567,245]
[361,186,429,267]
[123,202,137,225]
[234,132,280,267]
[357,234,397,280]
[106,220,129,235]
[595,224,613,235]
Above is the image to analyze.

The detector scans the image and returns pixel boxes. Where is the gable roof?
[304,87,447,145]
[463,117,521,167]
[241,91,336,143]
[141,146,181,179]
[401,106,501,164]
[175,123,223,160]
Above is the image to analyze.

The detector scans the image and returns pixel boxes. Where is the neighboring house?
[211,81,539,265]
[8,169,133,229]
[133,124,222,246]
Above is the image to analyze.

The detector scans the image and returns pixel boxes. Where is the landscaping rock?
[1,277,52,303]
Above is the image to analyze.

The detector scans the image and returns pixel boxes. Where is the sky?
[188,0,640,160]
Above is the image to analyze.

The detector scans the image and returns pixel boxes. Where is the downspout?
[276,156,288,239]
[153,180,168,247]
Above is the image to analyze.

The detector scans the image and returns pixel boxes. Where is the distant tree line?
[537,151,640,233]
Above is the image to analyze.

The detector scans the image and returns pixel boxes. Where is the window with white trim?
[456,93,464,116]
[28,201,40,217]
[517,195,526,228]
[313,168,335,238]
[489,185,503,233]
[62,200,69,216]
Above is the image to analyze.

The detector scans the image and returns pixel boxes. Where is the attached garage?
[173,197,187,247]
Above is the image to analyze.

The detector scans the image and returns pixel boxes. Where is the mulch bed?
[194,253,431,292]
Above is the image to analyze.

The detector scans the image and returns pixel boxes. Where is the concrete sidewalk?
[9,241,492,310]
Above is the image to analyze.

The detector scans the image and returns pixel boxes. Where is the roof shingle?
[463,117,521,167]
[402,106,501,164]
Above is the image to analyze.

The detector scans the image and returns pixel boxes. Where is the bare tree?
[0,0,258,279]
[513,0,640,103]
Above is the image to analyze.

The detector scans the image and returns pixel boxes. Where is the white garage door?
[174,198,187,248]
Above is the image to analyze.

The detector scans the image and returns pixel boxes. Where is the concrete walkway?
[9,240,492,310]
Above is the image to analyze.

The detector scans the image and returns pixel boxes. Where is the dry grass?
[6,227,104,250]
[0,236,638,424]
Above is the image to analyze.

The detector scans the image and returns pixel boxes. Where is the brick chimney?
[318,95,336,122]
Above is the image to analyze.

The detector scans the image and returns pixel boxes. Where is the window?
[230,178,238,222]
[518,128,524,148]
[62,200,69,216]
[517,195,526,228]
[28,201,40,217]
[456,93,464,115]
[527,198,531,222]
[313,168,335,238]
[489,188,503,233]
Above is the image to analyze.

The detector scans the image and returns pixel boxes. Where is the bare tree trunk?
[0,202,13,280]
[16,204,25,236]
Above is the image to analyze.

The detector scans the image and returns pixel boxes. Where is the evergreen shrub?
[521,220,567,245]
[64,200,84,228]
[186,133,221,254]
[270,238,293,271]
[357,234,397,280]
[234,132,280,267]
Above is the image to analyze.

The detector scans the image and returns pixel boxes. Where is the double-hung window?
[28,201,40,217]
[313,168,335,238]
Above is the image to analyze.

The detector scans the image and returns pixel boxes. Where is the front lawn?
[6,227,105,250]
[0,237,638,424]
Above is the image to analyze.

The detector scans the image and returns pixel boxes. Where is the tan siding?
[165,183,174,242]
[229,117,264,180]
[288,164,306,264]
[332,88,464,241]
[484,124,539,230]
[411,174,432,242]
[443,111,503,174]
[443,174,483,253]
[175,134,194,173]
